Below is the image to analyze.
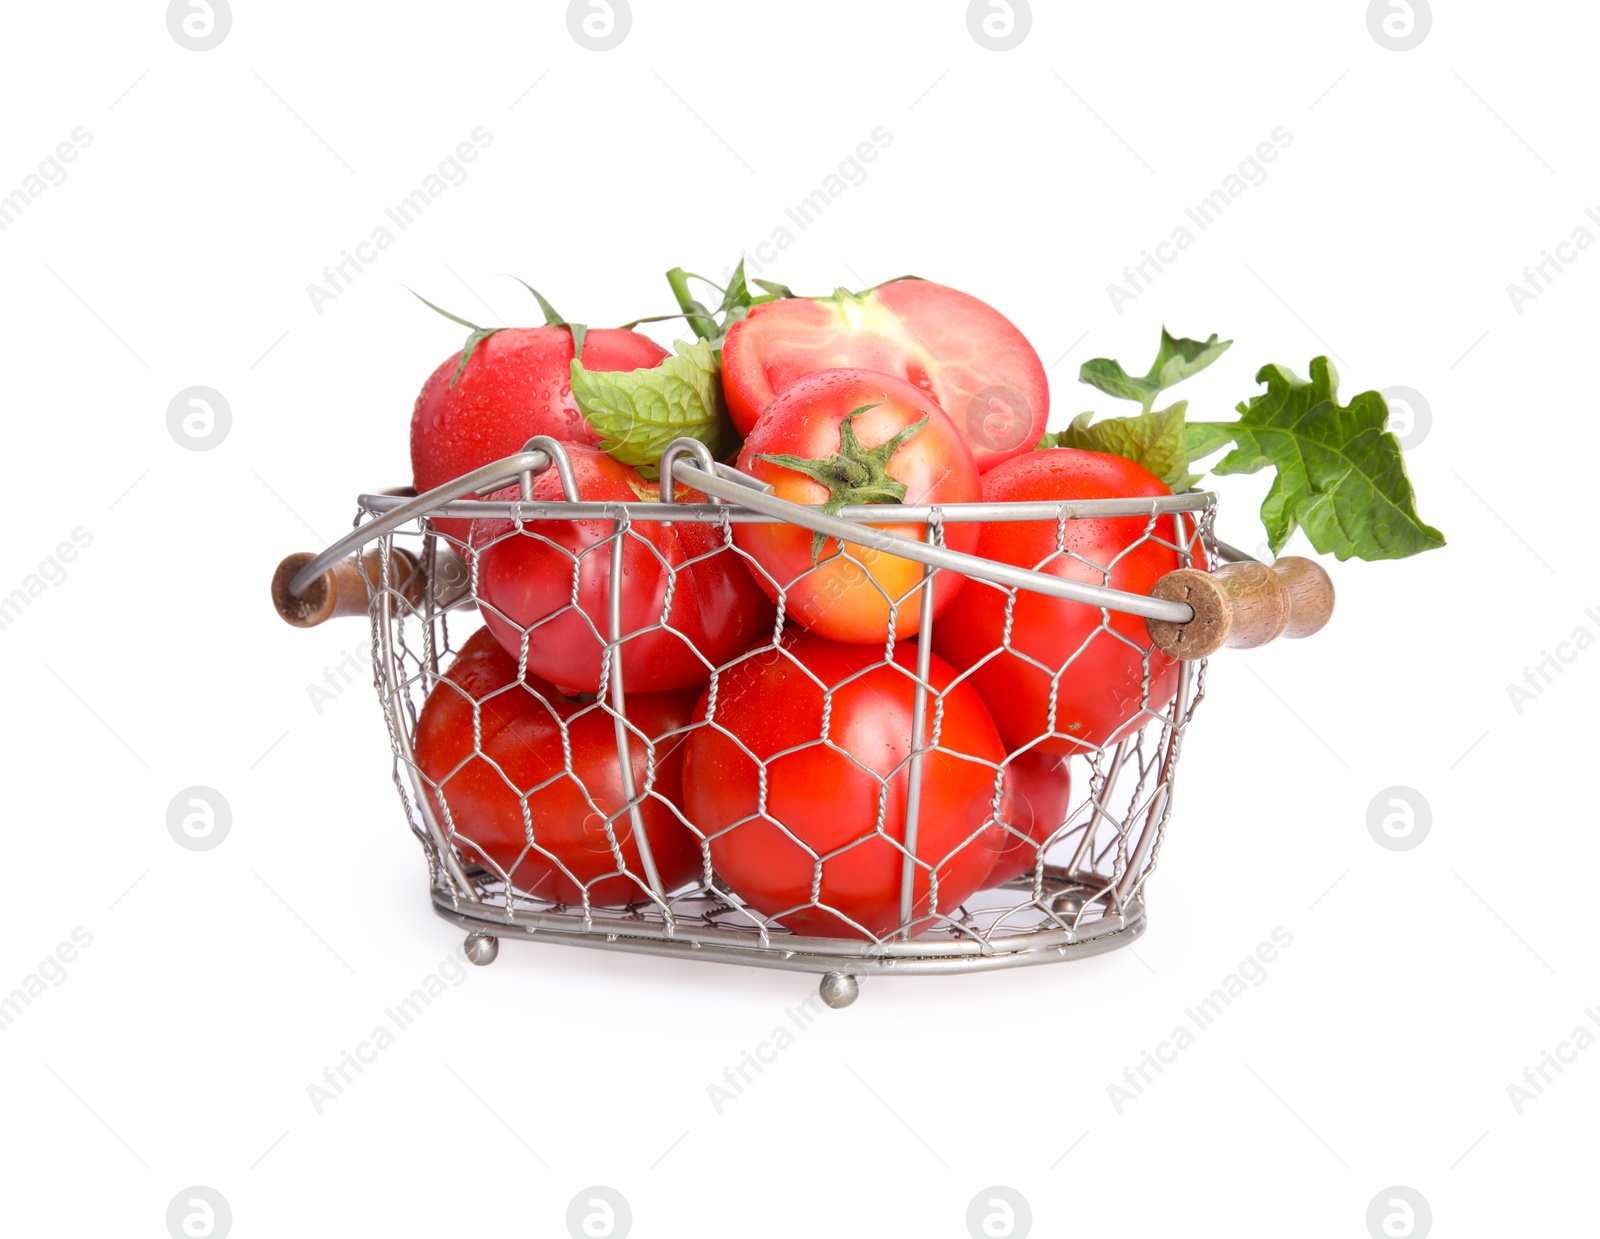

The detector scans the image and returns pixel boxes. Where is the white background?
[2,1,1594,1235]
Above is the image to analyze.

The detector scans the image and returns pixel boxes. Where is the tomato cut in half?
[683,632,1006,940]
[720,280,1049,470]
[734,369,980,643]
[933,448,1204,754]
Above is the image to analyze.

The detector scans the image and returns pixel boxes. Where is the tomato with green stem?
[733,368,979,643]
[409,288,668,541]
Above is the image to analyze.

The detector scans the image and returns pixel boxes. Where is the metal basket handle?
[270,436,1334,652]
[663,453,1195,623]
[664,452,1333,653]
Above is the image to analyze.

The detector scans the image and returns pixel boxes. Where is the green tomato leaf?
[1190,358,1446,561]
[1184,420,1237,464]
[752,278,795,298]
[1038,402,1200,491]
[570,339,738,469]
[1080,327,1233,412]
[1075,358,1156,408]
[1151,328,1232,391]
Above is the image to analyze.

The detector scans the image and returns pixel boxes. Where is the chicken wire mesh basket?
[276,437,1219,1006]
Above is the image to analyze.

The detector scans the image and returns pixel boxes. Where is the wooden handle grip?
[1145,556,1334,660]
[271,548,425,628]
[1271,556,1336,639]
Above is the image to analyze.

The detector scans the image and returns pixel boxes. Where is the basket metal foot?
[819,972,859,1009]
[464,932,499,966]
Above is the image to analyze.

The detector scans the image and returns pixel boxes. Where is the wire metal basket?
[276,437,1225,1006]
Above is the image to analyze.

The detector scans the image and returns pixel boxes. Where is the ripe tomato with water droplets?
[934,448,1204,754]
[981,750,1074,889]
[683,632,1006,939]
[411,326,668,540]
[470,445,775,694]
[412,628,703,906]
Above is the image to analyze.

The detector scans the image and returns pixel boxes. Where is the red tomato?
[412,628,702,906]
[411,326,668,540]
[734,369,980,643]
[981,751,1073,889]
[682,632,1006,939]
[470,446,775,694]
[933,449,1201,754]
[721,280,1049,470]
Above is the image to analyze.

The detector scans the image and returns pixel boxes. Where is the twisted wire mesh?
[356,483,1216,972]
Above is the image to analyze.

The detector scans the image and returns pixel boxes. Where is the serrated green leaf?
[1190,358,1446,561]
[570,339,738,468]
[1080,327,1233,412]
[1152,328,1232,391]
[1039,402,1199,491]
[1184,420,1237,463]
[1076,359,1157,408]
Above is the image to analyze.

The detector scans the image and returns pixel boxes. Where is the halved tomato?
[720,280,1049,470]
